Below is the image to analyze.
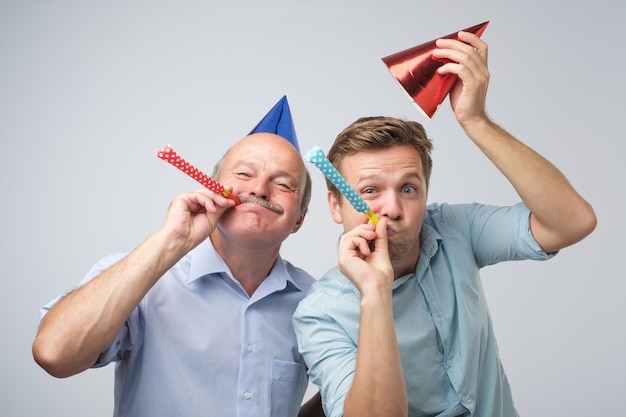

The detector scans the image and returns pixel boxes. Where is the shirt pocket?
[270,358,307,417]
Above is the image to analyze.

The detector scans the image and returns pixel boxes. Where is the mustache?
[236,195,284,214]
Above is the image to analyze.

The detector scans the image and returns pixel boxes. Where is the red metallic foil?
[382,21,489,119]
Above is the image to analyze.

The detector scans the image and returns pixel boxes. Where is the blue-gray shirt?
[293,202,555,417]
[40,238,314,417]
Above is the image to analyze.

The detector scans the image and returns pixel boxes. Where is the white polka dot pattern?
[305,146,378,224]
[156,145,240,204]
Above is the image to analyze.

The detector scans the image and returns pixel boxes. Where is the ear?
[292,210,307,233]
[327,190,344,225]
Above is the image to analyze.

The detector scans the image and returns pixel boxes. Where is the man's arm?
[460,120,596,253]
[435,32,597,253]
[32,189,235,377]
[338,220,408,417]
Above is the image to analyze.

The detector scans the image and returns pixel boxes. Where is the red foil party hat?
[382,21,489,119]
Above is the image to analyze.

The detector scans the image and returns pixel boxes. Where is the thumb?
[372,217,390,257]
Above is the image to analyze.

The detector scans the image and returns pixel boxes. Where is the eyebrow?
[355,171,424,185]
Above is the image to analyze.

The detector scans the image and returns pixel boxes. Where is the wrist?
[146,229,192,264]
[360,286,394,310]
[462,117,503,146]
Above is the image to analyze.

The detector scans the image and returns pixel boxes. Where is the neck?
[392,255,419,280]
[209,232,280,296]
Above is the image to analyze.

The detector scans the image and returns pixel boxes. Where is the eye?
[235,171,252,178]
[401,185,417,194]
[361,187,376,195]
[275,182,297,193]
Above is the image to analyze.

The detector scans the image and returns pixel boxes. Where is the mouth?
[236,195,284,215]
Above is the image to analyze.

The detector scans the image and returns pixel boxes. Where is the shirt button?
[446,360,452,367]
[247,345,254,353]
[461,395,468,403]
[243,392,251,400]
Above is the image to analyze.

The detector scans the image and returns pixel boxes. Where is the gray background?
[2,0,624,415]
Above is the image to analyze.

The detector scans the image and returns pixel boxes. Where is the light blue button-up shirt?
[40,238,314,417]
[294,202,555,417]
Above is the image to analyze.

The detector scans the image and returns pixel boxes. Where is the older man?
[33,96,323,417]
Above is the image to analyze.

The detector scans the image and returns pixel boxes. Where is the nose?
[377,192,403,221]
[247,177,270,200]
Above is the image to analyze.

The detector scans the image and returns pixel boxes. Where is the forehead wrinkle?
[353,165,424,184]
[231,160,259,171]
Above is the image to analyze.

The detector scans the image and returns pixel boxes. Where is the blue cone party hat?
[248,95,299,151]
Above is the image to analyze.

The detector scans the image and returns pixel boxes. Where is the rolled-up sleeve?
[293,279,362,417]
[37,252,140,368]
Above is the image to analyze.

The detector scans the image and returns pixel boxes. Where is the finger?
[192,188,236,212]
[340,230,375,252]
[435,32,486,57]
[457,31,488,61]
[434,48,483,78]
[340,226,376,255]
[372,217,390,257]
[352,236,373,258]
[434,35,487,74]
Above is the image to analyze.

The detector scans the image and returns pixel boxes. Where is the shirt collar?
[393,222,443,289]
[420,221,442,258]
[186,238,305,293]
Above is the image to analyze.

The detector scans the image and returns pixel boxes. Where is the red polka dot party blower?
[156,145,241,204]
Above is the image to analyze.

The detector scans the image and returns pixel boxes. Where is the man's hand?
[338,218,394,296]
[162,187,237,254]
[433,31,490,127]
